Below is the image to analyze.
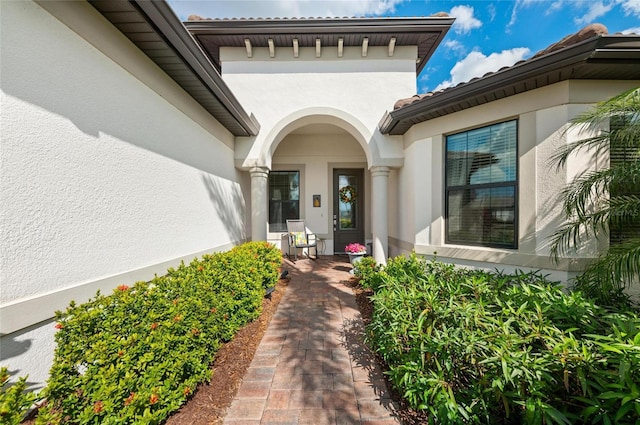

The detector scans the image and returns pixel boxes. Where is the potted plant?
[345,242,367,265]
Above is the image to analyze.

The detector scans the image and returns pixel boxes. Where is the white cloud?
[444,39,466,55]
[507,0,533,28]
[449,5,482,34]
[434,47,531,91]
[547,1,565,14]
[168,0,405,20]
[487,3,496,22]
[574,1,614,25]
[509,0,564,27]
[620,0,640,17]
[622,26,640,34]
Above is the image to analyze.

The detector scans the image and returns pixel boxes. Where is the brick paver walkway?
[223,255,400,425]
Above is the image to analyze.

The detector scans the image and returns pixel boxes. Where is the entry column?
[250,166,269,242]
[370,166,390,265]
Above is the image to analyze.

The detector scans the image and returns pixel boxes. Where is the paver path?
[223,255,401,425]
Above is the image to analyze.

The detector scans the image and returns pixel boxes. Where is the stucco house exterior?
[1,0,639,388]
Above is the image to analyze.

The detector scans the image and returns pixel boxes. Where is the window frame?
[444,120,519,249]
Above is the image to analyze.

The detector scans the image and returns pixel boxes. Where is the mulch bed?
[164,277,289,425]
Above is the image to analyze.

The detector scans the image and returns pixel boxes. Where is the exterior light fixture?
[293,38,299,58]
[315,38,322,57]
[338,37,344,57]
[362,37,368,57]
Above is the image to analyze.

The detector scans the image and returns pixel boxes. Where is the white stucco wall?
[220,46,417,169]
[1,1,246,388]
[394,80,640,279]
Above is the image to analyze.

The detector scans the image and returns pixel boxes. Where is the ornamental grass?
[361,254,640,425]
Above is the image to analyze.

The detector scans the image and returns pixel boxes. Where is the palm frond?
[550,184,640,260]
[549,134,611,170]
[547,87,640,303]
[576,238,640,305]
[550,87,640,171]
[558,162,640,218]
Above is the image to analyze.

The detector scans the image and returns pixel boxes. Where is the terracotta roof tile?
[187,12,449,21]
[531,23,608,58]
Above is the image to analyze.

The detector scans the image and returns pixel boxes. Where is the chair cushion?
[291,232,306,245]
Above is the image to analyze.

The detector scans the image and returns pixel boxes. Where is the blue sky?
[168,0,640,94]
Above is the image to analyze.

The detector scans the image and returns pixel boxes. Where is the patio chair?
[286,219,318,261]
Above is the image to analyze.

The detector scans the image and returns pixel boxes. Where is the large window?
[268,171,299,232]
[445,120,518,248]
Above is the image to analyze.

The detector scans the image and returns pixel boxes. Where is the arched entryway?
[269,123,369,255]
[246,108,396,264]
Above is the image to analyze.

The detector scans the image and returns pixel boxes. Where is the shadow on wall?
[201,174,246,244]
[521,138,605,262]
[0,335,32,361]
[0,334,42,391]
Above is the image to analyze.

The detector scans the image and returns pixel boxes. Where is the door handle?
[333,215,337,231]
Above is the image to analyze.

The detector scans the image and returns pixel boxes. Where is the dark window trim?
[444,120,519,249]
[268,170,301,233]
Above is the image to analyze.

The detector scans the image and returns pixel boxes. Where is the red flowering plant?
[36,241,282,424]
[345,243,367,254]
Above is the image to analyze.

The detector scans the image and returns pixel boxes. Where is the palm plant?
[549,87,640,306]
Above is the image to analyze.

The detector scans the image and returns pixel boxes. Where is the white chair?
[286,219,318,261]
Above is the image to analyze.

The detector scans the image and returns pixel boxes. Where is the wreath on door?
[339,185,357,204]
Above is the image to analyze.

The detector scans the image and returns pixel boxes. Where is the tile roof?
[380,24,640,135]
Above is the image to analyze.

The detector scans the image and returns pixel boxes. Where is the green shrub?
[366,254,640,424]
[36,242,281,424]
[353,256,381,289]
[230,241,282,290]
[0,367,38,425]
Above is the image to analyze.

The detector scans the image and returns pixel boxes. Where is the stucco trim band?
[388,236,592,272]
[0,242,239,335]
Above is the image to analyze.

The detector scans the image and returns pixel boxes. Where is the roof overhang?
[380,34,640,135]
[88,0,260,137]
[184,16,455,75]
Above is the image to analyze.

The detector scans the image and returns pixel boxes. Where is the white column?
[250,166,269,242]
[371,166,390,265]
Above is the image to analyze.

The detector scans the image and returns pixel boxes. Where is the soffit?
[88,0,259,136]
[184,17,455,74]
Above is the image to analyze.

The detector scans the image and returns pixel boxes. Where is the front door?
[333,169,364,253]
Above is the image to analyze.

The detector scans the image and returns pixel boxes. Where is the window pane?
[446,133,469,186]
[269,171,299,232]
[339,175,358,229]
[491,121,517,182]
[446,120,518,248]
[464,121,517,185]
[447,186,516,247]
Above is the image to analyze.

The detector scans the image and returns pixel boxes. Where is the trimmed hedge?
[0,367,37,425]
[36,242,281,424]
[365,254,640,424]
